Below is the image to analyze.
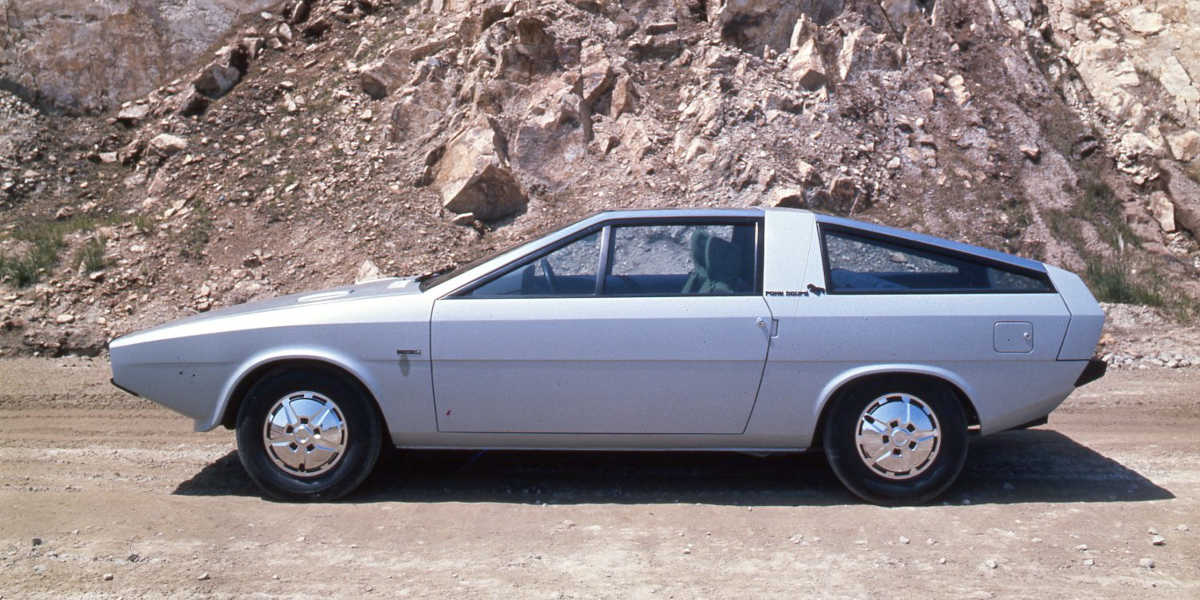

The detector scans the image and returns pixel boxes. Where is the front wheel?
[822,377,968,505]
[236,368,382,500]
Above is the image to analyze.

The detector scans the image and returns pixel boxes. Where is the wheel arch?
[214,351,385,431]
[810,366,981,448]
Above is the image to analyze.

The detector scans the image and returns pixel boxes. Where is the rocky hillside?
[1,0,1198,358]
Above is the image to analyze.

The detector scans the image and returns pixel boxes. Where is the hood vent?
[297,290,352,304]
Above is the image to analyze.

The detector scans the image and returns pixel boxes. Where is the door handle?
[757,317,779,338]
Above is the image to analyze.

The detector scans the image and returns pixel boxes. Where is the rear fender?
[814,363,977,423]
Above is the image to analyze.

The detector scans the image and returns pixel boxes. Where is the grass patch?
[1073,177,1139,250]
[1084,259,1164,306]
[1081,248,1200,322]
[0,230,64,286]
[133,214,155,235]
[75,236,107,272]
[178,203,213,259]
[0,214,119,287]
[1045,208,1084,249]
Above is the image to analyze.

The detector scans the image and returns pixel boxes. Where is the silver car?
[109,208,1107,504]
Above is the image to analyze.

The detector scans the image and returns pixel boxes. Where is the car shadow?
[172,429,1174,505]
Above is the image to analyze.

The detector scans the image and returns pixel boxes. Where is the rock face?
[712,0,845,53]
[1042,0,1199,261]
[0,0,276,112]
[433,119,528,222]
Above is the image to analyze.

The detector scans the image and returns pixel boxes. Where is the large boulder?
[580,43,615,108]
[359,57,408,99]
[193,63,242,99]
[433,118,528,222]
[149,133,188,156]
[0,0,275,113]
[1167,130,1200,163]
[355,259,384,283]
[786,38,827,90]
[512,77,588,188]
[116,103,151,125]
[494,17,559,82]
[192,44,249,99]
[1120,6,1165,35]
[1161,161,1200,236]
[837,26,897,81]
[610,75,638,117]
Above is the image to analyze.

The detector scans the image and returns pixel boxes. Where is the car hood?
[198,276,421,319]
[110,277,423,348]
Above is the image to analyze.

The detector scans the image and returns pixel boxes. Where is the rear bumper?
[1074,358,1107,387]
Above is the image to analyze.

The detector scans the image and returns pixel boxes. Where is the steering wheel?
[617,274,642,293]
[538,258,558,294]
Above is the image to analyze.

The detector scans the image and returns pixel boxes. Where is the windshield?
[417,214,599,292]
[418,248,513,291]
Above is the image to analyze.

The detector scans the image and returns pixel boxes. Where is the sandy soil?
[1,357,1198,599]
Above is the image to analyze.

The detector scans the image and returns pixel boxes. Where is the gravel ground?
[1,357,1198,599]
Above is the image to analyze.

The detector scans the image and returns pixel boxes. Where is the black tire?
[235,368,383,501]
[822,377,968,505]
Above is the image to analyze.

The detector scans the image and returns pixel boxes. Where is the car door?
[429,219,773,434]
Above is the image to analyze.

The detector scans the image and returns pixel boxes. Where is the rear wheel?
[236,368,382,500]
[822,377,968,505]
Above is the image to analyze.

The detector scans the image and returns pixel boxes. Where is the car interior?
[470,223,758,297]
[823,229,1051,293]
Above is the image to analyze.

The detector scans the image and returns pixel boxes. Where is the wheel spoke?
[857,430,886,457]
[912,429,938,442]
[312,406,333,429]
[305,443,338,468]
[281,398,300,427]
[318,422,344,445]
[266,423,291,442]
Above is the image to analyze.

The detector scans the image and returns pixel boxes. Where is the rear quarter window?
[821,228,1052,294]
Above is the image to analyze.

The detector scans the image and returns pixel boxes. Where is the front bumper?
[110,378,140,397]
[1074,358,1107,387]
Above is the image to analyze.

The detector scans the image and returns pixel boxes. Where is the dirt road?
[1,357,1198,599]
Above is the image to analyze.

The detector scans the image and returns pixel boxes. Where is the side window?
[466,231,601,297]
[822,228,1051,293]
[606,223,756,295]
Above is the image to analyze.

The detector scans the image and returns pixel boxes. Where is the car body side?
[109,207,1103,450]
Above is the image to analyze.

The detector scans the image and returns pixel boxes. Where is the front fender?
[203,346,384,432]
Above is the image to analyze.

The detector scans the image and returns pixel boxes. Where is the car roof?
[584,207,766,221]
